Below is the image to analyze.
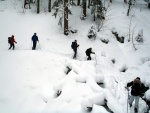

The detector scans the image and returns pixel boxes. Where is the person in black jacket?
[85,48,95,60]
[127,77,149,113]
[71,40,79,59]
[31,33,39,50]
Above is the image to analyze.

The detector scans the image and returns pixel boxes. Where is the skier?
[126,77,149,113]
[85,48,95,60]
[9,35,17,50]
[31,33,39,50]
[71,40,79,59]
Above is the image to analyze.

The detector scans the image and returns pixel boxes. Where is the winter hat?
[12,35,14,37]
[136,77,140,80]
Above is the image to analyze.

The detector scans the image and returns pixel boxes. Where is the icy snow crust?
[0,0,150,113]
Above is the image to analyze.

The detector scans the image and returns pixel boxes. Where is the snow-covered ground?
[0,0,150,113]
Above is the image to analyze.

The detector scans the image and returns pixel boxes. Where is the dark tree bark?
[48,0,51,12]
[110,0,112,3]
[88,0,90,8]
[148,2,150,9]
[77,0,80,6]
[37,0,40,13]
[124,0,127,4]
[64,0,68,35]
[83,0,86,17]
[94,13,95,21]
[127,0,131,16]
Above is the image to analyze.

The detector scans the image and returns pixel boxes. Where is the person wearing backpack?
[31,33,39,50]
[8,37,11,47]
[71,40,79,59]
[126,77,149,113]
[85,48,95,60]
[9,35,17,50]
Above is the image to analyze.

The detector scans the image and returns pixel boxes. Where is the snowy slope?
[0,0,150,113]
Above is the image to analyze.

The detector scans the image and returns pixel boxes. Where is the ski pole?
[38,41,41,50]
[31,41,32,50]
[126,87,129,113]
[145,94,149,113]
[94,54,97,66]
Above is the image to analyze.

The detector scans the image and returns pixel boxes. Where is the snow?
[0,0,150,113]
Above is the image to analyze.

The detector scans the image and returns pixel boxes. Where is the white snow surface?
[0,0,150,113]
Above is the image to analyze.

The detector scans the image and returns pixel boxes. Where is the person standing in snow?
[126,77,149,113]
[31,33,39,50]
[9,35,17,50]
[71,40,79,59]
[85,48,95,60]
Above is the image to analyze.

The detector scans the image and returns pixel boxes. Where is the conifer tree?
[91,0,105,21]
[52,0,72,35]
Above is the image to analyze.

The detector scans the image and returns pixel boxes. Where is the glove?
[15,42,17,44]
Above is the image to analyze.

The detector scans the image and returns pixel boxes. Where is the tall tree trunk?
[64,0,68,35]
[48,0,51,12]
[88,0,90,8]
[77,0,80,6]
[148,1,150,9]
[127,0,131,16]
[37,0,40,13]
[94,12,95,21]
[24,0,26,8]
[83,0,86,17]
[29,0,31,9]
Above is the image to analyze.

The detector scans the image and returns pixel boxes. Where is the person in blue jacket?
[31,33,39,50]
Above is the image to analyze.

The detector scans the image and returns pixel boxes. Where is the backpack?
[71,42,74,49]
[8,37,11,44]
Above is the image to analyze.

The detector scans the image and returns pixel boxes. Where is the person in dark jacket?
[71,40,79,59]
[9,35,17,50]
[127,77,149,113]
[31,33,39,50]
[85,48,95,60]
